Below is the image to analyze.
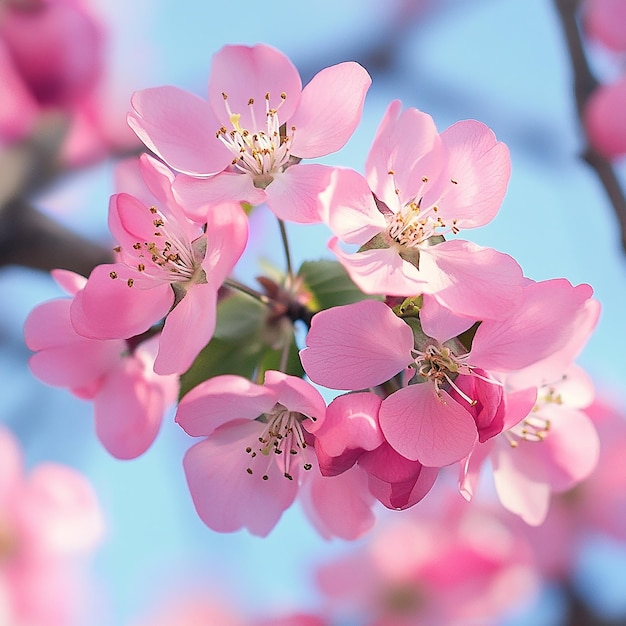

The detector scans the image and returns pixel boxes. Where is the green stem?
[223,278,270,305]
[277,218,294,280]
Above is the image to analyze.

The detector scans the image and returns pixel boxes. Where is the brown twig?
[554,0,626,252]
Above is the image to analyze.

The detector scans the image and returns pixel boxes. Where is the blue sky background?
[2,0,626,623]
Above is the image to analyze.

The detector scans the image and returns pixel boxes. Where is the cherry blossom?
[24,269,179,459]
[584,76,626,159]
[69,154,248,375]
[175,371,374,537]
[128,43,371,223]
[0,427,103,626]
[321,100,523,320]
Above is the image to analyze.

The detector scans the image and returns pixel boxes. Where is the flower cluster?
[25,43,600,537]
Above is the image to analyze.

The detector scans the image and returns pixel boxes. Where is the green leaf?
[297,259,379,312]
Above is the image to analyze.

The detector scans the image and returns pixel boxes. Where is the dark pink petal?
[322,167,387,244]
[70,264,173,339]
[183,421,298,536]
[176,375,276,437]
[419,240,523,321]
[289,61,371,158]
[329,238,427,296]
[128,86,230,176]
[470,279,596,372]
[421,120,511,228]
[300,300,413,390]
[264,371,326,428]
[366,101,443,206]
[93,356,165,459]
[154,284,217,375]
[584,0,626,51]
[265,164,331,223]
[208,44,301,129]
[173,172,264,221]
[318,392,384,456]
[380,385,478,466]
[202,201,249,287]
[300,465,375,540]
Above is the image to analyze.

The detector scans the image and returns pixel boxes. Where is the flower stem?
[277,218,294,280]
[223,278,270,305]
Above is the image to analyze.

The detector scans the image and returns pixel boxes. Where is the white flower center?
[217,92,295,189]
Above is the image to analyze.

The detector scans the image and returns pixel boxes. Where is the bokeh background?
[2,0,626,624]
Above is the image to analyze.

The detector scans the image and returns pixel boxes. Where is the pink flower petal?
[176,375,276,437]
[208,44,301,130]
[93,355,166,459]
[183,421,298,536]
[128,86,230,176]
[380,385,478,466]
[173,173,264,221]
[154,284,217,375]
[264,164,331,223]
[418,240,523,321]
[421,120,511,229]
[321,167,388,244]
[301,300,413,390]
[289,61,371,158]
[584,76,626,158]
[264,371,326,429]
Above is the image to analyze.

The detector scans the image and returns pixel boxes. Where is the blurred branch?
[554,0,626,253]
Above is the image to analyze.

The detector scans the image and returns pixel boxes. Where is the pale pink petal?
[380,385,478,466]
[492,440,551,526]
[183,421,298,536]
[0,428,23,507]
[93,356,166,459]
[208,44,301,129]
[317,392,384,456]
[421,120,511,228]
[154,284,217,375]
[584,77,626,158]
[301,465,375,540]
[264,371,326,428]
[202,201,249,286]
[289,61,371,158]
[128,86,230,175]
[458,439,495,501]
[176,375,276,437]
[50,269,87,296]
[173,172,264,221]
[23,464,103,555]
[419,296,475,343]
[136,152,177,205]
[264,164,331,223]
[321,167,387,243]
[365,101,444,206]
[552,364,595,409]
[329,238,427,296]
[70,264,173,339]
[470,279,595,372]
[300,300,413,390]
[418,240,523,321]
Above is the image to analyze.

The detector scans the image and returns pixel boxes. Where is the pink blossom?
[584,76,626,158]
[584,0,626,51]
[317,496,537,626]
[69,154,248,375]
[0,426,103,626]
[461,365,600,526]
[0,0,104,107]
[128,43,371,223]
[321,101,523,320]
[175,371,374,537]
[301,280,596,467]
[24,269,179,459]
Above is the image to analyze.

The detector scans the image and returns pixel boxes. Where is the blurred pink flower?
[129,43,371,223]
[584,0,626,51]
[584,76,626,159]
[0,426,103,626]
[24,269,179,459]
